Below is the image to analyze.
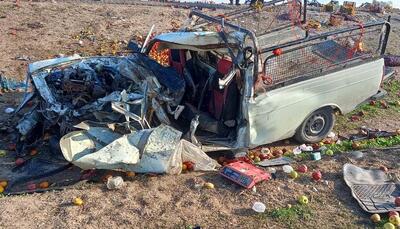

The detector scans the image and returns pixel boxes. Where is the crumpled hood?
[28,54,82,73]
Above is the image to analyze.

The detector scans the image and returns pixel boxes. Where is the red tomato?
[273,48,282,56]
[185,161,194,171]
[15,158,25,166]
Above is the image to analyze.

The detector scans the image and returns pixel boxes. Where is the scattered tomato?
[0,181,8,188]
[272,149,283,158]
[297,165,308,173]
[312,143,320,149]
[350,115,361,122]
[15,158,24,166]
[39,181,49,189]
[389,211,399,217]
[30,149,38,156]
[312,170,322,181]
[273,48,282,56]
[185,161,194,171]
[369,100,377,106]
[125,171,135,177]
[380,100,389,109]
[259,153,268,160]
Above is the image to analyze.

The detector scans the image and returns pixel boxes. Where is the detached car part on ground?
[2,5,392,193]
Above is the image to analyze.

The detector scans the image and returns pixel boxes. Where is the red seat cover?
[209,58,233,120]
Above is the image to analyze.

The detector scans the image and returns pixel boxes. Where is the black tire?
[294,107,335,144]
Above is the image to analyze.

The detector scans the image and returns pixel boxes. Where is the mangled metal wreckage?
[16,53,222,175]
[10,6,391,187]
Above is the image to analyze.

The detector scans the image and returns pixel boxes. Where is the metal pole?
[141,24,155,53]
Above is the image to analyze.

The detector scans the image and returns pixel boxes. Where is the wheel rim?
[305,114,326,136]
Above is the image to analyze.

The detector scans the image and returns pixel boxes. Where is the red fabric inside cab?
[168,50,186,75]
[209,58,233,120]
[217,58,232,75]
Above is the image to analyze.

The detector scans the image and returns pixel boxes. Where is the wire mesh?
[262,25,385,87]
[191,0,303,36]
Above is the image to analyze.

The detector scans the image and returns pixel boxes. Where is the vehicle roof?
[153,31,244,52]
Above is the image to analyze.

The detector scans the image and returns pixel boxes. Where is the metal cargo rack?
[188,0,309,82]
[192,0,307,37]
[188,2,391,89]
[260,20,391,89]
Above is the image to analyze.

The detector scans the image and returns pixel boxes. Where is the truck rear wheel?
[294,107,334,144]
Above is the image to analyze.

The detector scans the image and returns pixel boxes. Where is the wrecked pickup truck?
[15,6,391,155]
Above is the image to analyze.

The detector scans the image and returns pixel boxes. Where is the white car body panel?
[247,58,384,147]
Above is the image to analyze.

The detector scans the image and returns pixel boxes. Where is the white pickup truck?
[141,9,391,150]
[21,5,391,152]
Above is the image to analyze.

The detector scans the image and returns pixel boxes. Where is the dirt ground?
[0,148,398,228]
[0,1,400,228]
[0,1,190,80]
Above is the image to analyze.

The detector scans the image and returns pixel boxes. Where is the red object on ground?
[183,161,194,171]
[297,165,308,173]
[220,161,270,189]
[312,170,322,181]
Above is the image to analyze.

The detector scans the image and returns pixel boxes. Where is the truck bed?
[259,23,387,90]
